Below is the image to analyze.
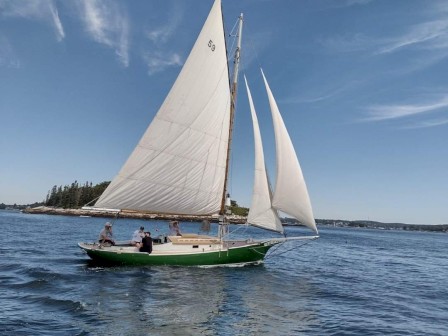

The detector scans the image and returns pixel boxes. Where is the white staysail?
[245,76,283,233]
[261,70,318,233]
[95,0,231,215]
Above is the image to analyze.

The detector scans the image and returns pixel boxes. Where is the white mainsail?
[261,70,318,234]
[95,0,231,215]
[245,76,283,233]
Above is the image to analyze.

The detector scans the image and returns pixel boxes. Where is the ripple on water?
[1,213,448,336]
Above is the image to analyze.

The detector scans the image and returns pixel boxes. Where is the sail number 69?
[208,40,215,52]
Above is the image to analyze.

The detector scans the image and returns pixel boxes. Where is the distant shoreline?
[316,219,448,233]
[19,206,448,233]
[22,206,247,224]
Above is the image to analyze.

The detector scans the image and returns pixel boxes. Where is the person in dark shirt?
[140,232,153,254]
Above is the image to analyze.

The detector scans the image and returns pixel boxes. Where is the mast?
[220,13,243,215]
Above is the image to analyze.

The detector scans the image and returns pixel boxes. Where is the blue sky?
[1,0,447,224]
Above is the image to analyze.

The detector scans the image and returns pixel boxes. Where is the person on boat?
[200,220,211,234]
[131,226,145,248]
[169,221,182,236]
[98,222,115,246]
[139,232,153,254]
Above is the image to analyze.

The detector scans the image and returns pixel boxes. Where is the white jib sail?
[95,0,231,215]
[245,76,283,233]
[261,70,318,233]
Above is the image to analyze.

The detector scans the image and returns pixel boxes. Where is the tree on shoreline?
[45,181,110,209]
[230,200,249,216]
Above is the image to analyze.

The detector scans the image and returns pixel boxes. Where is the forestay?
[95,0,231,215]
[261,70,318,234]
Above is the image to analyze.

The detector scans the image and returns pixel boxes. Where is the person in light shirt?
[98,222,115,245]
[169,221,182,236]
[131,226,145,248]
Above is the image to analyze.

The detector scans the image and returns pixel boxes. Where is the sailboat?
[78,0,318,266]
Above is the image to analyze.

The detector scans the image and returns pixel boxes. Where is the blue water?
[0,211,447,335]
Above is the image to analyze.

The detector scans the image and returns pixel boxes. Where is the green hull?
[78,242,275,266]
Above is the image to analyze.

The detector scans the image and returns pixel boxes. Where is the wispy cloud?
[145,5,183,44]
[142,52,182,75]
[345,0,373,5]
[320,1,448,64]
[0,0,65,41]
[0,34,20,68]
[402,118,448,129]
[318,33,373,53]
[282,80,363,105]
[140,3,186,76]
[320,0,374,10]
[79,0,130,67]
[364,94,448,122]
[282,86,345,105]
[239,30,272,72]
[49,4,64,42]
[377,19,448,54]
[320,18,448,56]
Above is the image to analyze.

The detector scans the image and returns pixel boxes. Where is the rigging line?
[265,239,315,260]
[265,242,295,260]
[110,211,121,226]
[83,195,100,207]
[270,238,315,258]
[247,242,273,257]
[243,20,263,70]
[264,240,284,256]
[250,247,267,257]
[227,42,236,63]
[229,16,240,37]
[227,18,239,63]
[223,223,249,240]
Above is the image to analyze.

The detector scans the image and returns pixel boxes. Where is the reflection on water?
[73,264,317,336]
[136,268,227,335]
[71,266,230,335]
[23,259,317,335]
[241,271,316,334]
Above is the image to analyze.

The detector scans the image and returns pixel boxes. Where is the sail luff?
[261,69,318,234]
[95,0,231,216]
[245,76,283,233]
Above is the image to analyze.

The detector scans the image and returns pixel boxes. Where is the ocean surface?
[0,210,447,336]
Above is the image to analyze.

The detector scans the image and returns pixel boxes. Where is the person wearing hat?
[98,222,115,246]
[169,221,182,236]
[131,226,145,248]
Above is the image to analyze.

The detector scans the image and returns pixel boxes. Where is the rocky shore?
[23,206,247,224]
